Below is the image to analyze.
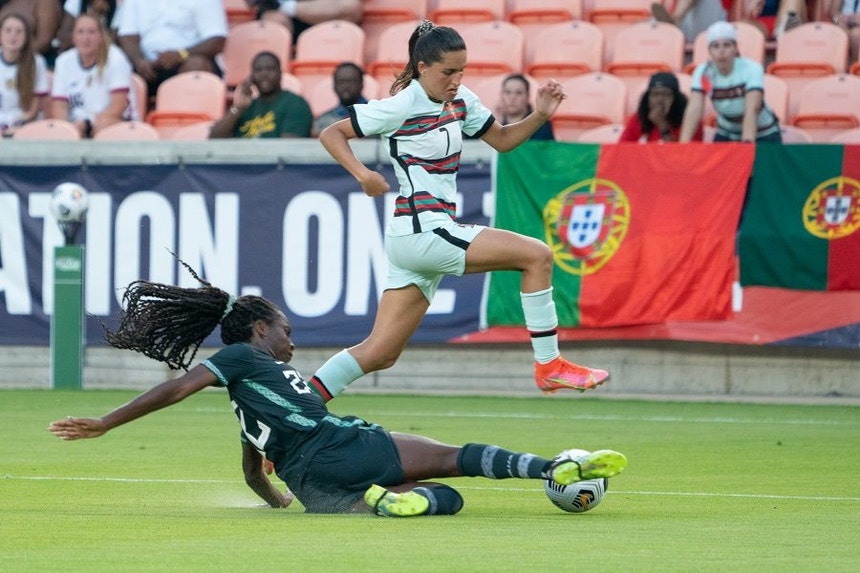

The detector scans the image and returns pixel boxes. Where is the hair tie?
[221,295,236,322]
[417,19,434,37]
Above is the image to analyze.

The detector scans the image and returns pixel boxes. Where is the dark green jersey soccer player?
[48,263,627,516]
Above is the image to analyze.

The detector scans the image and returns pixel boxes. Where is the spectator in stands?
[742,0,806,38]
[209,51,312,138]
[254,0,362,39]
[48,14,133,138]
[680,21,781,142]
[0,13,49,137]
[830,0,860,65]
[498,73,554,141]
[116,0,227,96]
[312,61,368,137]
[57,0,120,52]
[621,72,703,143]
[0,0,61,60]
[650,0,728,43]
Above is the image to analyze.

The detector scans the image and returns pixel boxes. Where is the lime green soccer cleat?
[549,449,628,485]
[365,484,430,517]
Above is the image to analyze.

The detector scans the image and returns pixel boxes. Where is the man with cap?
[679,21,781,143]
[620,72,703,143]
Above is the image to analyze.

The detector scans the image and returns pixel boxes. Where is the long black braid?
[105,260,280,370]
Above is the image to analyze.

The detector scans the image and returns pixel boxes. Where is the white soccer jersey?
[0,50,49,128]
[350,79,494,236]
[691,56,780,139]
[51,44,134,122]
[117,0,227,61]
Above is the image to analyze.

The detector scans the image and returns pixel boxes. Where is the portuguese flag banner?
[738,144,860,291]
[487,142,754,328]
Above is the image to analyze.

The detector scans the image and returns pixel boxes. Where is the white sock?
[313,349,364,398]
[279,0,297,16]
[520,288,560,364]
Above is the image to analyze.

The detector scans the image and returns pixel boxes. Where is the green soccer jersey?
[203,343,343,468]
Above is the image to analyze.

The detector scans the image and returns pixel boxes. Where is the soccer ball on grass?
[543,449,608,513]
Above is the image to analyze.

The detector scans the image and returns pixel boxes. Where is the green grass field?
[2,390,858,572]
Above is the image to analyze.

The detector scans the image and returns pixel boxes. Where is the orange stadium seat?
[684,21,767,74]
[222,20,292,89]
[767,22,849,118]
[829,127,860,143]
[525,20,604,81]
[13,119,80,140]
[93,121,160,141]
[790,74,860,142]
[146,71,226,139]
[281,72,303,94]
[586,0,653,64]
[763,73,789,124]
[506,0,582,64]
[605,21,684,114]
[367,21,416,97]
[779,125,813,143]
[291,20,366,102]
[222,0,256,27]
[429,0,505,26]
[459,21,524,76]
[169,122,215,141]
[361,0,424,64]
[551,72,627,141]
[130,73,148,120]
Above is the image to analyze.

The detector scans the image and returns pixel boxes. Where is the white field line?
[4,475,859,502]
[187,407,859,427]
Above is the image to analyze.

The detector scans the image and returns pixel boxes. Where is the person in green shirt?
[48,262,628,516]
[209,50,312,138]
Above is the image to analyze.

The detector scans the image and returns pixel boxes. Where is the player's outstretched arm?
[47,365,217,441]
[241,442,294,509]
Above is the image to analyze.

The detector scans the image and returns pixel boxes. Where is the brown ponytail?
[389,20,466,95]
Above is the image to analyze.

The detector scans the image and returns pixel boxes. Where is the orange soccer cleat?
[534,356,609,394]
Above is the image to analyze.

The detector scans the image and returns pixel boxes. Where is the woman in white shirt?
[49,14,134,138]
[0,13,49,136]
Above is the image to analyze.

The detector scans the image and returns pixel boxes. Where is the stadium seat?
[789,74,860,142]
[605,21,684,115]
[281,72,303,95]
[93,121,160,141]
[13,119,80,140]
[459,21,524,77]
[577,122,624,143]
[684,21,767,74]
[168,122,214,141]
[367,21,417,97]
[506,0,582,65]
[550,72,627,141]
[145,71,226,139]
[586,0,654,64]
[361,0,424,65]
[524,20,604,81]
[291,20,366,104]
[429,0,505,26]
[767,22,850,118]
[222,0,256,27]
[222,20,292,89]
[763,73,789,124]
[829,126,860,143]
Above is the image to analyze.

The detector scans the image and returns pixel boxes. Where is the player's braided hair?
[105,260,280,370]
[390,21,466,95]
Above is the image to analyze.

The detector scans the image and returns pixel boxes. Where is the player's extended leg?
[310,285,429,400]
[464,227,609,393]
[365,434,627,516]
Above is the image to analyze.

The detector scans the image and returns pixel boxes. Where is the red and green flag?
[738,144,860,291]
[487,142,754,328]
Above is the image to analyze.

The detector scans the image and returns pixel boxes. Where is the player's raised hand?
[48,417,108,440]
[535,79,566,118]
